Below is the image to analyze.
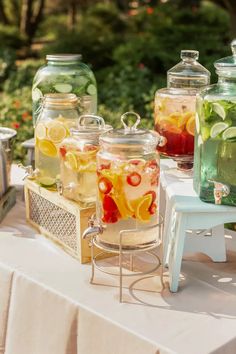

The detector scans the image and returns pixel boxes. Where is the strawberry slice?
[146,159,159,171]
[127,172,141,187]
[149,202,157,215]
[103,195,118,213]
[59,146,67,158]
[145,190,156,203]
[98,177,113,194]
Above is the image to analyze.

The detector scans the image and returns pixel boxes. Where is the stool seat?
[160,160,236,292]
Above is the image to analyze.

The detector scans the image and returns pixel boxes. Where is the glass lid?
[214,40,236,75]
[99,112,166,148]
[167,50,210,89]
[71,115,112,138]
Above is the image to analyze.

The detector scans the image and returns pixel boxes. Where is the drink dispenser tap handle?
[18,164,39,180]
[82,214,105,240]
[208,179,230,205]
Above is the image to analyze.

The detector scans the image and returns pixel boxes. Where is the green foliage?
[0,24,26,50]
[0,87,33,161]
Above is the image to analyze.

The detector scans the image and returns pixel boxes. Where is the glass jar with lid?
[154,50,210,171]
[194,41,236,205]
[95,112,166,248]
[35,93,80,188]
[59,115,112,206]
[32,54,97,125]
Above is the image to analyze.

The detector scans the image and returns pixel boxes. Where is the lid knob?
[78,114,105,129]
[181,50,199,62]
[231,39,236,56]
[121,111,141,133]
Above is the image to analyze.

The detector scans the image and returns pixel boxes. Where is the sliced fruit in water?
[210,122,229,138]
[212,102,226,120]
[32,88,43,101]
[177,112,193,129]
[38,176,56,187]
[159,117,182,134]
[86,84,97,95]
[222,127,236,140]
[195,113,200,134]
[65,151,78,170]
[38,139,57,157]
[35,122,47,140]
[47,121,68,143]
[186,115,195,136]
[201,126,210,141]
[135,194,152,222]
[54,83,72,93]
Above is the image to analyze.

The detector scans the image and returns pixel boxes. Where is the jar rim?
[46,54,82,61]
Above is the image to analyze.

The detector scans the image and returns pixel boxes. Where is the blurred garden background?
[0,0,234,160]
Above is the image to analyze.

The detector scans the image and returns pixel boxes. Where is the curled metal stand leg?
[88,216,164,304]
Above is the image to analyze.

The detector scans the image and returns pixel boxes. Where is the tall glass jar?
[194,41,236,206]
[96,112,166,248]
[32,54,97,125]
[59,115,112,207]
[35,93,80,188]
[154,50,210,171]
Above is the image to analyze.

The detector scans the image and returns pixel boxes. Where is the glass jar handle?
[78,114,105,129]
[121,111,141,132]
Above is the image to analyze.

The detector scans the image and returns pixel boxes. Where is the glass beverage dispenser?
[154,50,210,171]
[83,112,166,248]
[35,93,80,188]
[32,54,97,125]
[194,41,236,205]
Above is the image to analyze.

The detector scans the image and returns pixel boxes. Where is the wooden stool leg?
[168,213,187,292]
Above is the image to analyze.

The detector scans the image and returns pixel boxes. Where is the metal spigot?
[56,181,79,196]
[208,179,230,205]
[82,214,104,240]
[18,164,39,180]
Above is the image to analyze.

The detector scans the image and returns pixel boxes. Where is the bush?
[0,87,33,161]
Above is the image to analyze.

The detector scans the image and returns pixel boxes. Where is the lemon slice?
[38,177,56,187]
[212,102,226,120]
[38,139,57,157]
[35,122,47,140]
[135,194,152,222]
[65,152,78,170]
[222,127,236,140]
[47,121,68,144]
[159,117,182,134]
[210,122,229,138]
[186,115,195,136]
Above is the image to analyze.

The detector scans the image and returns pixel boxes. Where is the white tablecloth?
[0,165,236,354]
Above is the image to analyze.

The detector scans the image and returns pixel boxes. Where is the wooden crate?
[0,187,16,223]
[24,179,97,263]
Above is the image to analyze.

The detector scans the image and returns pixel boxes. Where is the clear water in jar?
[96,153,160,247]
[35,115,77,188]
[60,141,98,206]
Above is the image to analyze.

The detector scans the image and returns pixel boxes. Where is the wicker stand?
[24,178,99,263]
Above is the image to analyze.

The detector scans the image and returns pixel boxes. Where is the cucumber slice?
[86,84,97,95]
[54,83,73,93]
[38,177,56,187]
[76,76,89,86]
[32,88,43,102]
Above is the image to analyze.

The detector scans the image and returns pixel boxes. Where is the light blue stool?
[160,160,236,292]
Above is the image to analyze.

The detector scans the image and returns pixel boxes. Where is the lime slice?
[222,127,236,140]
[47,121,68,143]
[54,84,72,93]
[35,122,47,140]
[32,88,43,102]
[38,177,56,187]
[212,102,226,120]
[65,151,78,170]
[210,122,229,138]
[201,126,210,141]
[87,84,97,95]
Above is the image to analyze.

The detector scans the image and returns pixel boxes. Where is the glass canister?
[32,54,97,125]
[154,50,210,171]
[59,115,112,206]
[194,41,236,206]
[95,112,166,248]
[35,93,80,188]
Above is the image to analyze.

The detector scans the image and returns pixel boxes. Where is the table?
[1,165,236,354]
